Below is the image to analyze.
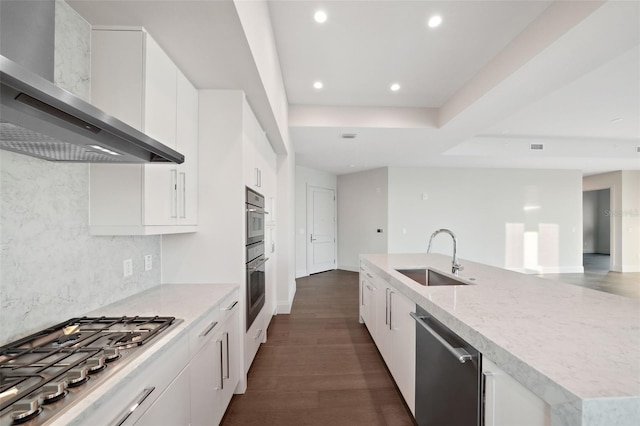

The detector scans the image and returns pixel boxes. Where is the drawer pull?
[221,301,238,311]
[112,387,155,426]
[199,321,218,338]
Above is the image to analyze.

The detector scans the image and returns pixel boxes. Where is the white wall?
[387,167,583,273]
[337,168,389,272]
[583,171,640,272]
[162,91,245,284]
[295,166,338,277]
[0,2,161,345]
[620,171,640,271]
[276,152,296,313]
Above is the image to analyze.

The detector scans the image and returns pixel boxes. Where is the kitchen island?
[361,253,640,426]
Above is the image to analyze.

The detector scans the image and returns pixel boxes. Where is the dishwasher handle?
[410,312,474,364]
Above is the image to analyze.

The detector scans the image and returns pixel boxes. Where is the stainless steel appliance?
[0,316,178,426]
[246,242,267,331]
[0,0,184,164]
[245,188,268,330]
[411,306,482,426]
[246,188,266,245]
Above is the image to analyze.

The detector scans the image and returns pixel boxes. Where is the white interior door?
[307,186,336,274]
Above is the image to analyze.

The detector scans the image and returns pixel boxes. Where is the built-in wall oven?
[246,188,266,245]
[246,188,268,330]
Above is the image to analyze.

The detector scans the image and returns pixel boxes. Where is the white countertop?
[52,283,238,426]
[361,253,640,426]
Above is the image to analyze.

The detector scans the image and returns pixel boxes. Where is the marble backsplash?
[0,1,161,345]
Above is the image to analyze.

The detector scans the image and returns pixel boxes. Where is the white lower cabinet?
[360,269,377,338]
[245,308,268,373]
[483,357,550,426]
[135,367,191,426]
[190,294,240,426]
[359,263,416,415]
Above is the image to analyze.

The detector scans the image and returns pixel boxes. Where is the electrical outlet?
[144,255,152,271]
[123,259,133,277]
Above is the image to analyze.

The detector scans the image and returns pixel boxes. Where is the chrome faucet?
[427,229,463,275]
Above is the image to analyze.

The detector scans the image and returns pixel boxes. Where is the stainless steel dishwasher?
[411,305,482,426]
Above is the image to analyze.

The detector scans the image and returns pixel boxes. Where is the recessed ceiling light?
[428,15,442,28]
[313,81,323,89]
[390,83,401,92]
[314,10,327,23]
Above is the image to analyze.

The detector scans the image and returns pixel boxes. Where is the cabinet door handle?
[482,371,496,426]
[217,339,224,390]
[179,172,186,219]
[112,387,155,426]
[170,169,178,218]
[389,291,394,330]
[385,288,391,325]
[224,331,230,379]
[199,321,218,338]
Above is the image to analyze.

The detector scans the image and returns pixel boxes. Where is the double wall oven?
[245,188,268,331]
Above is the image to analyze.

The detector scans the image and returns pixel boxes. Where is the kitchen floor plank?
[221,269,415,426]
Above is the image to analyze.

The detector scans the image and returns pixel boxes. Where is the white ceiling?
[68,0,640,176]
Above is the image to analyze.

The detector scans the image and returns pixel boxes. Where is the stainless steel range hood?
[0,1,184,164]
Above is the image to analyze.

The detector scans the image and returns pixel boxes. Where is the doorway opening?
[582,188,611,272]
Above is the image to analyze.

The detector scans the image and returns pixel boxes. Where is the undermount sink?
[394,268,470,286]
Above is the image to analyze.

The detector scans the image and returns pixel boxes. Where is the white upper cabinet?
[89,27,198,235]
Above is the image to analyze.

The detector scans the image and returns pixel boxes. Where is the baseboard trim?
[277,283,297,314]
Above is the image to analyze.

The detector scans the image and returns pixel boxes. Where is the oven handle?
[246,207,269,215]
[112,387,155,426]
[247,257,269,271]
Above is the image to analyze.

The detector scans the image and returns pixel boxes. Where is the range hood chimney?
[0,0,184,164]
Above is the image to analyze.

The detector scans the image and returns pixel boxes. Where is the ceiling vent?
[530,143,544,151]
[341,133,357,139]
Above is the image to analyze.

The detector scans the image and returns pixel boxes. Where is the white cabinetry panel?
[359,264,415,414]
[483,357,550,426]
[89,27,197,235]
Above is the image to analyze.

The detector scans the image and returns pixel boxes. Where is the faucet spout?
[427,229,463,275]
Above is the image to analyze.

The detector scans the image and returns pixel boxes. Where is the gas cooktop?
[0,316,178,426]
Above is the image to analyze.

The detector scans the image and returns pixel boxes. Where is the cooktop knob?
[11,396,42,423]
[42,381,68,404]
[103,347,120,362]
[66,366,89,387]
[85,355,107,374]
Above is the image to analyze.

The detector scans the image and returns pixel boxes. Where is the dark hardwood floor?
[221,270,415,426]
